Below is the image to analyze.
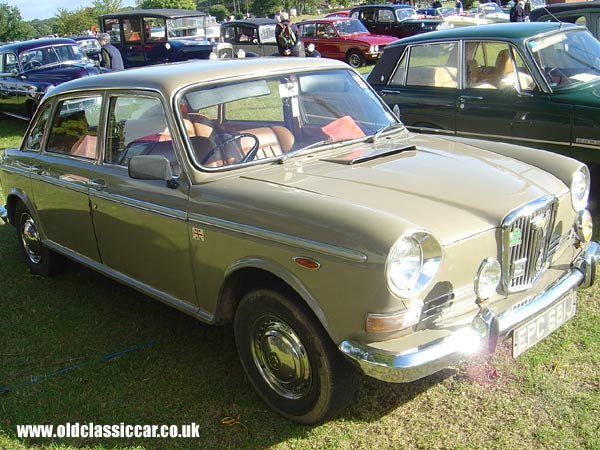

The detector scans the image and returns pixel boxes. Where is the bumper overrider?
[340,240,599,383]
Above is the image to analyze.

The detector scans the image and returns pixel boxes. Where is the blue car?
[0,38,100,120]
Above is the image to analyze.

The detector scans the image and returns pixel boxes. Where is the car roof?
[46,58,350,99]
[0,38,78,53]
[386,21,578,48]
[351,4,414,10]
[299,17,357,24]
[222,18,278,27]
[100,8,207,19]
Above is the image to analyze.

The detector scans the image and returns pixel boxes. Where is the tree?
[91,0,124,16]
[0,3,36,41]
[208,4,230,21]
[55,7,97,36]
[251,0,278,18]
[138,0,197,9]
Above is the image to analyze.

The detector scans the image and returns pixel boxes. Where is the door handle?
[88,179,107,191]
[459,96,484,102]
[29,165,44,175]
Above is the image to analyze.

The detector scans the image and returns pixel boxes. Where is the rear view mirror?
[129,155,177,188]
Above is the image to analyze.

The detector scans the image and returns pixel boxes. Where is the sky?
[4,0,137,21]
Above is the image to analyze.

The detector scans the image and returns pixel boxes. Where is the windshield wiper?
[282,137,354,162]
[366,122,405,143]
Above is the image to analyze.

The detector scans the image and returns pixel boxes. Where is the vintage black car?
[367,22,600,169]
[0,38,100,120]
[350,4,451,39]
[71,36,102,64]
[530,2,600,40]
[99,9,230,68]
[220,18,279,57]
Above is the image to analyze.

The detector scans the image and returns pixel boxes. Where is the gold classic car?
[0,58,597,424]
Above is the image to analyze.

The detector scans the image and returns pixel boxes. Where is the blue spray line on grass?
[0,326,197,395]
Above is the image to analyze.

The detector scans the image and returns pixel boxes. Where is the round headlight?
[387,236,423,297]
[571,166,590,212]
[474,258,501,299]
[386,232,442,298]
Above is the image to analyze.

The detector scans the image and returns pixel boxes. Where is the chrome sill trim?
[45,240,212,323]
[189,213,367,263]
[340,241,597,383]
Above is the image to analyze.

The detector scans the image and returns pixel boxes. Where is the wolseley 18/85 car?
[0,58,597,424]
[367,23,600,170]
[0,38,101,120]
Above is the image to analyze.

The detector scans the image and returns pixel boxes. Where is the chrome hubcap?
[251,315,312,399]
[21,213,42,265]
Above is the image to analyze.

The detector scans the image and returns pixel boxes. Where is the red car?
[297,17,397,68]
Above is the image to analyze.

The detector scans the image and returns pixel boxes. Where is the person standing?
[275,12,304,57]
[98,32,124,71]
[509,0,526,22]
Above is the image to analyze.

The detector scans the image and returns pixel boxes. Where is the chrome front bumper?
[340,240,598,383]
[0,204,7,224]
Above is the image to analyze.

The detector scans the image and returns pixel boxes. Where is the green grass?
[0,118,28,150]
[1,118,600,449]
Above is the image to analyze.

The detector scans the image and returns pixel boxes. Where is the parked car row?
[1,57,597,425]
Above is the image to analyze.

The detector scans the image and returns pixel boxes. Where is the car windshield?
[77,39,100,52]
[396,8,419,21]
[179,69,398,170]
[19,44,87,70]
[335,19,368,35]
[527,29,600,90]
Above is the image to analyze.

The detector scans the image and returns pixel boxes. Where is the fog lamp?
[576,209,593,242]
[474,257,501,299]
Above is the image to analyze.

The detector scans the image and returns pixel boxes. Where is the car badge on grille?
[509,228,522,247]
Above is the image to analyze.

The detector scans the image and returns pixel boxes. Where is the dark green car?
[367,23,600,167]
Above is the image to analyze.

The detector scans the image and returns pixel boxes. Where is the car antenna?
[542,6,564,28]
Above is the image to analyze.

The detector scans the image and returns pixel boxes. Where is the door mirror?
[129,155,173,181]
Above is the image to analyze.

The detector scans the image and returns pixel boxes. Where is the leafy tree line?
[1,0,355,42]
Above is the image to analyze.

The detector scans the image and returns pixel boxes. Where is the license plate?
[512,292,577,358]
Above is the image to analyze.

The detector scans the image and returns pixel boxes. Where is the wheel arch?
[214,260,338,342]
[6,190,38,227]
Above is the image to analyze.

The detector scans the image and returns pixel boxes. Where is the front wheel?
[346,50,365,68]
[15,202,62,276]
[234,288,357,424]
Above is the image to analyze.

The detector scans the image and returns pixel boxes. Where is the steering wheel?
[24,60,42,70]
[546,67,568,86]
[199,133,259,165]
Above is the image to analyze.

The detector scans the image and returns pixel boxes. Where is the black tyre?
[15,202,62,276]
[234,288,357,424]
[346,50,365,69]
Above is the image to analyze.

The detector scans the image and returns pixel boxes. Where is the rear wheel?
[15,202,62,276]
[345,50,365,69]
[234,288,357,424]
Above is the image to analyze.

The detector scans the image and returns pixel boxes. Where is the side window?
[3,53,18,73]
[105,96,180,175]
[389,49,408,86]
[24,103,52,151]
[466,42,534,90]
[123,19,142,42]
[316,23,331,37]
[361,9,376,23]
[145,17,166,42]
[299,23,315,38]
[378,9,395,23]
[403,42,458,88]
[46,96,101,159]
[103,18,121,43]
[222,26,236,42]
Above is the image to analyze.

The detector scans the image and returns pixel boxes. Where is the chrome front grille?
[502,196,558,292]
